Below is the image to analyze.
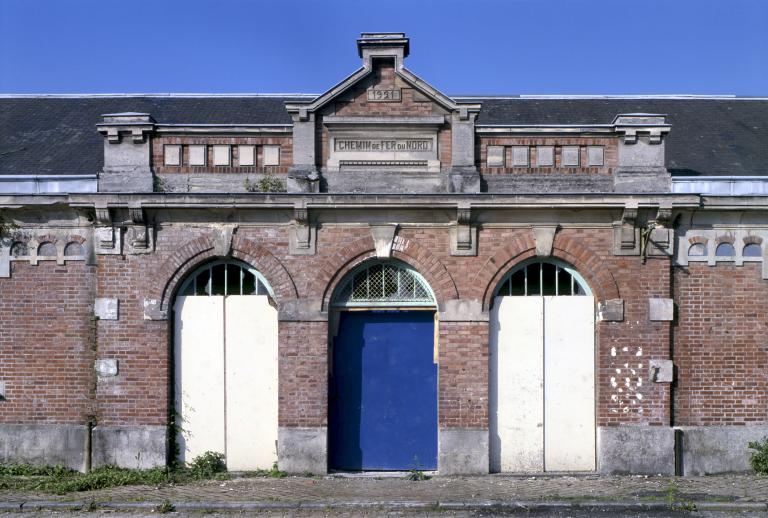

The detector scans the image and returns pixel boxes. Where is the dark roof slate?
[1,96,766,177]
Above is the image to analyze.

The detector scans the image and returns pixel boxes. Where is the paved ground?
[1,474,767,515]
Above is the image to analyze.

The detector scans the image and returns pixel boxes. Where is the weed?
[187,451,226,480]
[405,469,429,481]
[153,175,168,193]
[242,462,288,479]
[244,173,286,193]
[748,436,768,474]
[154,500,175,513]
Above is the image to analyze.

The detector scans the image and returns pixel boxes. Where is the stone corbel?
[646,203,674,256]
[613,203,640,255]
[94,206,121,255]
[289,206,316,256]
[125,206,152,254]
[450,204,477,256]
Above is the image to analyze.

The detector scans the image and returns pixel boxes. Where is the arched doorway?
[173,259,278,471]
[329,259,438,471]
[490,259,596,472]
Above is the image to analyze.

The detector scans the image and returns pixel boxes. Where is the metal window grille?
[333,261,435,307]
[495,260,589,297]
[178,259,273,298]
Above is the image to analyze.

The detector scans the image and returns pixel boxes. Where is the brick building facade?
[1,33,767,475]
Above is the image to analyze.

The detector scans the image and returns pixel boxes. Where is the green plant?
[243,462,287,478]
[154,500,175,513]
[153,175,168,193]
[244,173,286,193]
[748,436,768,474]
[405,469,429,481]
[187,451,226,480]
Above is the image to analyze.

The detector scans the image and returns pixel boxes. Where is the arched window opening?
[178,259,273,297]
[37,242,57,257]
[10,242,28,257]
[688,243,707,257]
[332,260,436,307]
[495,259,590,297]
[64,242,85,256]
[743,243,762,257]
[715,242,735,257]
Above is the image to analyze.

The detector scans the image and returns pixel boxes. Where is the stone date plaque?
[367,89,401,102]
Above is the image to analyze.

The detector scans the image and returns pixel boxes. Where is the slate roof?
[1,95,766,177]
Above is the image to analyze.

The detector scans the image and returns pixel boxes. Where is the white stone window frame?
[213,145,231,166]
[561,146,580,167]
[487,146,505,167]
[263,145,281,166]
[188,145,207,167]
[238,145,256,166]
[511,146,529,167]
[677,229,767,269]
[164,145,181,166]
[536,146,554,167]
[587,146,605,167]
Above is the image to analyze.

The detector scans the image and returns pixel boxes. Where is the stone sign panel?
[335,139,432,152]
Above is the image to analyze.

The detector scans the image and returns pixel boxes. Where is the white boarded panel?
[174,296,225,464]
[225,296,278,470]
[544,296,595,471]
[490,296,544,472]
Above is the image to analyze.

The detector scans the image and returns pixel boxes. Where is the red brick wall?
[152,136,293,174]
[0,261,95,424]
[1,223,682,432]
[477,136,618,175]
[673,262,768,425]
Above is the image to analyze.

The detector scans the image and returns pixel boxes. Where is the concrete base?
[323,171,445,193]
[613,168,672,193]
[91,425,167,469]
[482,173,613,193]
[598,426,675,475]
[98,168,153,193]
[438,428,489,475]
[677,425,768,475]
[277,427,327,474]
[0,424,87,471]
[158,173,287,193]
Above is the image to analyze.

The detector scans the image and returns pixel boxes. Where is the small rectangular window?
[562,146,580,166]
[263,145,280,166]
[213,145,231,166]
[587,146,604,166]
[487,146,505,167]
[239,145,255,166]
[164,145,181,166]
[536,146,554,166]
[189,145,206,166]
[511,146,529,167]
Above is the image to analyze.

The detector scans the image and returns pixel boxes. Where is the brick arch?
[149,233,298,314]
[474,232,621,310]
[317,236,459,311]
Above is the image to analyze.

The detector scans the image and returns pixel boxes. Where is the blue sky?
[0,0,766,95]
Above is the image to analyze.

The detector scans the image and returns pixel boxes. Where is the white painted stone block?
[238,145,255,166]
[95,359,119,377]
[537,146,554,166]
[649,359,674,383]
[189,145,206,166]
[649,298,674,321]
[562,146,580,166]
[94,298,119,320]
[487,146,505,167]
[163,145,181,166]
[512,146,529,166]
[588,146,604,166]
[213,145,230,166]
[263,145,280,166]
[0,380,5,399]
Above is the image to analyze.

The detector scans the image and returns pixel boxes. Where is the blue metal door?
[329,310,437,471]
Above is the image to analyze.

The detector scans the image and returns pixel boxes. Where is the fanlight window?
[178,260,273,297]
[333,261,435,307]
[743,243,762,257]
[495,260,589,297]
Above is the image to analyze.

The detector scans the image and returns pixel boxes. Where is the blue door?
[329,310,437,471]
